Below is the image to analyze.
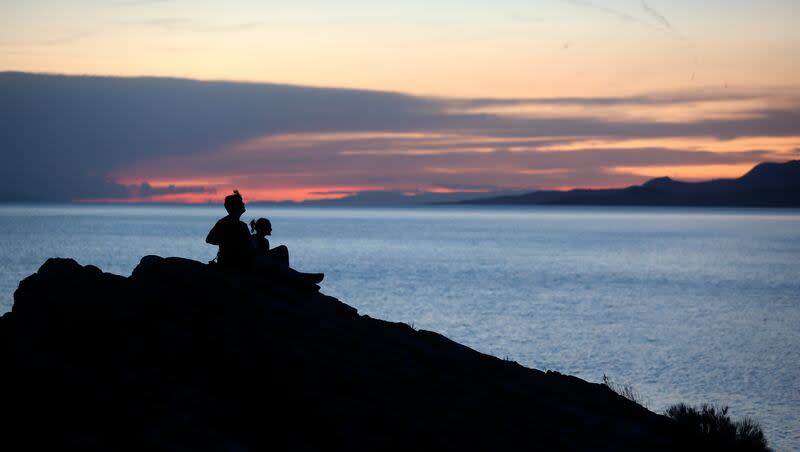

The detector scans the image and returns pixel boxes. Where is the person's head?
[224,190,246,217]
[250,217,272,237]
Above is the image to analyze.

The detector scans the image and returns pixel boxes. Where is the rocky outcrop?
[1,256,690,451]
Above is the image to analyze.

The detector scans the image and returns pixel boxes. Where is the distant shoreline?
[1,202,800,213]
[3,161,797,208]
[457,161,800,208]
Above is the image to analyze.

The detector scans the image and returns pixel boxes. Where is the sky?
[1,0,799,202]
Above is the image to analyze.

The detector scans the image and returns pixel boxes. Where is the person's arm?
[206,220,221,245]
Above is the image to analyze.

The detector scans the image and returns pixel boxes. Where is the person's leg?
[283,266,324,285]
[268,245,290,267]
[253,254,323,285]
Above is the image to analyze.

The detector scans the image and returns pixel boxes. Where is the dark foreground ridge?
[0,257,744,451]
[461,160,800,207]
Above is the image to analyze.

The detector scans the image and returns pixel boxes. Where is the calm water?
[1,204,798,450]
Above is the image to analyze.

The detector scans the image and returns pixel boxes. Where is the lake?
[1,204,798,450]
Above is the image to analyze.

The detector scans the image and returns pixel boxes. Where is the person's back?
[247,216,323,285]
[206,190,252,271]
[249,217,289,267]
[249,218,270,255]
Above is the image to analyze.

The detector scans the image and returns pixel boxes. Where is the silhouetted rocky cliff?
[463,160,800,207]
[0,257,724,451]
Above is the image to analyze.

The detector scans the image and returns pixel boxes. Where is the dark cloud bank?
[0,72,797,201]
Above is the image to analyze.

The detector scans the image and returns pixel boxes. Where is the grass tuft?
[602,374,648,408]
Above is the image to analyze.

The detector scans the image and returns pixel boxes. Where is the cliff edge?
[1,256,696,451]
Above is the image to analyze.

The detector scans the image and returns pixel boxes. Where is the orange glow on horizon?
[535,136,800,154]
[451,98,777,123]
[78,185,386,204]
[610,163,759,181]
[423,187,491,194]
[113,177,232,187]
[74,159,782,203]
[92,103,798,204]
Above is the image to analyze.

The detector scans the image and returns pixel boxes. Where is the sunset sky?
[1,0,799,202]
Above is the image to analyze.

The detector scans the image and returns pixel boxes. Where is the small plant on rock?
[602,374,648,408]
[664,403,770,452]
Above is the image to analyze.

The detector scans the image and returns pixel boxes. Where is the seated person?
[205,190,323,286]
[249,217,323,284]
[206,190,251,272]
[249,218,289,267]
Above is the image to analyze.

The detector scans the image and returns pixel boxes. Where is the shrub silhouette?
[665,403,770,452]
[601,376,772,451]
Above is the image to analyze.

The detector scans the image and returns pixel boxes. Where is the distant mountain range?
[460,160,800,207]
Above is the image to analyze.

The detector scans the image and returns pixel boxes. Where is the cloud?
[122,17,189,30]
[121,17,263,32]
[563,0,684,39]
[432,183,506,191]
[563,0,659,31]
[564,0,638,22]
[0,72,439,200]
[640,1,672,30]
[197,22,262,33]
[0,32,94,48]
[128,182,216,197]
[111,0,172,6]
[445,90,761,109]
[0,72,797,201]
[121,134,785,195]
[36,31,94,46]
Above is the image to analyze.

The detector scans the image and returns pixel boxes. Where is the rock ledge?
[1,256,688,451]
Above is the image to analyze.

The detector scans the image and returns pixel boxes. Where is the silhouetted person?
[206,191,323,286]
[249,217,323,284]
[250,218,290,267]
[206,190,252,272]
